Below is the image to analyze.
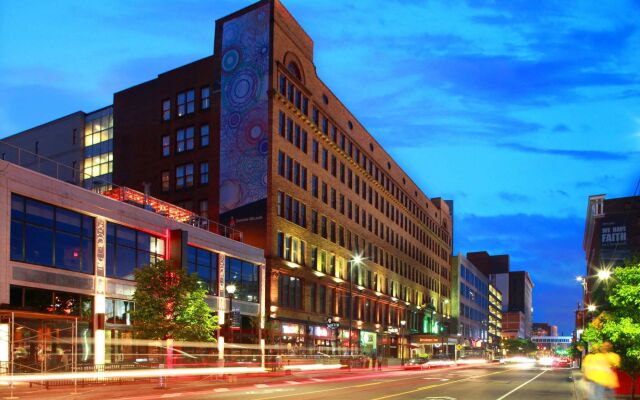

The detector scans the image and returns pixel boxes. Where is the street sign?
[327,322,340,330]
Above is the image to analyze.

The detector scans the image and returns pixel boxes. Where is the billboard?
[600,215,630,262]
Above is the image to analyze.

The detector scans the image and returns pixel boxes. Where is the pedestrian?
[377,357,382,370]
[582,342,620,399]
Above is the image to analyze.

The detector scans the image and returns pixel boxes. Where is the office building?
[1,106,114,191]
[487,283,502,354]
[467,251,533,339]
[451,254,488,354]
[1,160,265,367]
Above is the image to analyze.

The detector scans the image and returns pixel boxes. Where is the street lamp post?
[348,255,363,358]
[440,299,449,355]
[400,320,406,365]
[226,284,237,344]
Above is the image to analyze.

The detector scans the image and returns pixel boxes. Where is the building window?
[201,86,210,110]
[162,135,171,157]
[199,200,208,219]
[200,125,209,147]
[225,257,260,303]
[106,222,165,280]
[106,298,134,325]
[278,274,302,309]
[162,99,171,121]
[177,89,195,117]
[161,171,170,192]
[187,246,218,295]
[176,164,194,189]
[176,127,194,152]
[200,162,209,185]
[10,194,94,274]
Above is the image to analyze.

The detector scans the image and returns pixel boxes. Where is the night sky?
[2,0,639,334]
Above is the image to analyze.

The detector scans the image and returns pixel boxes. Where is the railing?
[0,140,243,241]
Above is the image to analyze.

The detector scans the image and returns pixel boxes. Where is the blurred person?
[582,342,620,399]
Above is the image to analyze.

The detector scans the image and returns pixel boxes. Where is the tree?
[132,260,219,342]
[582,264,640,399]
[502,338,537,355]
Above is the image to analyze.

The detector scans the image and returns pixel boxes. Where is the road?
[0,364,577,399]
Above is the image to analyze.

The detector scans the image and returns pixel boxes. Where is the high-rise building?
[112,0,454,359]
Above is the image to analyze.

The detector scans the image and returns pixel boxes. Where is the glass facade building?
[83,106,113,190]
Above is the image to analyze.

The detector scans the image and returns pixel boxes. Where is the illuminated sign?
[218,254,226,301]
[415,336,440,344]
[311,326,329,338]
[95,218,106,276]
[282,323,302,335]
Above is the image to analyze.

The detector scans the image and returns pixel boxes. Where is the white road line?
[309,378,325,382]
[285,380,302,385]
[423,377,450,381]
[495,369,548,400]
[214,388,230,392]
[161,394,182,398]
[255,383,269,388]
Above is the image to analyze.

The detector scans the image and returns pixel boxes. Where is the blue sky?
[2,0,639,334]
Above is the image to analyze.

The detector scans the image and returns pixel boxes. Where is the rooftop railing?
[0,140,243,242]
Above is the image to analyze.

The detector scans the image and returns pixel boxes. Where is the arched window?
[287,61,302,81]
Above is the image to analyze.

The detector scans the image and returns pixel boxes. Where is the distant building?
[533,322,551,336]
[584,194,640,304]
[467,252,534,339]
[488,283,502,353]
[531,336,572,353]
[1,106,114,191]
[451,254,488,352]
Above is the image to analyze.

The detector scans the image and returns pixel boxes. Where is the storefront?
[308,325,334,353]
[338,329,359,355]
[360,331,377,357]
[273,321,306,354]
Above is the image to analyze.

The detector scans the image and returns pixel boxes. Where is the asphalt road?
[0,364,577,399]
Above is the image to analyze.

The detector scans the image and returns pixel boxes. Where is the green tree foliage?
[582,264,640,399]
[502,338,537,355]
[132,260,218,342]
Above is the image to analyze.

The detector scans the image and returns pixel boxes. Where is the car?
[403,358,429,370]
[427,354,456,368]
[552,357,572,368]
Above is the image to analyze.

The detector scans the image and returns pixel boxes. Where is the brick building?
[112,0,454,358]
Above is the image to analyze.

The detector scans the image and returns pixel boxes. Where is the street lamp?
[597,269,612,281]
[400,320,406,365]
[226,284,237,344]
[587,304,597,313]
[348,254,363,358]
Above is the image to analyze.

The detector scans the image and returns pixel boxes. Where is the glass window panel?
[56,208,82,234]
[82,237,94,273]
[116,226,136,248]
[10,220,24,261]
[55,231,82,272]
[137,232,150,250]
[11,195,24,220]
[25,199,54,227]
[25,224,54,265]
[137,250,151,269]
[114,245,136,279]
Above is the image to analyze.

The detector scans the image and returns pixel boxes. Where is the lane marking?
[309,378,325,382]
[255,368,511,400]
[495,369,548,400]
[370,369,513,400]
[423,377,450,381]
[161,394,182,398]
[256,383,270,388]
[214,388,230,392]
[284,380,301,385]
